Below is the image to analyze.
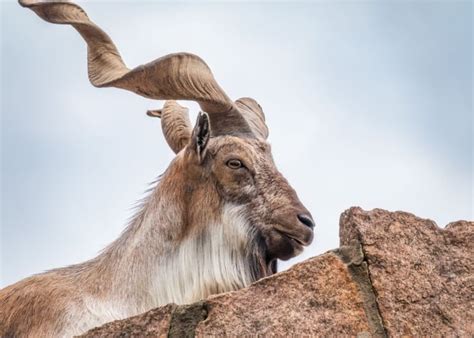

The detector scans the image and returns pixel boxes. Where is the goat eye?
[226,159,243,169]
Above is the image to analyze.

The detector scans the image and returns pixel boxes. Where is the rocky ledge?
[81,207,473,337]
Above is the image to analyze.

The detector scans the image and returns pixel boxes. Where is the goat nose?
[297,214,315,229]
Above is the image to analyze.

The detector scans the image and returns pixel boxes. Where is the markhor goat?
[0,1,315,336]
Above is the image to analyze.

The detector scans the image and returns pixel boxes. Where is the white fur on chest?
[150,204,255,306]
[58,297,131,337]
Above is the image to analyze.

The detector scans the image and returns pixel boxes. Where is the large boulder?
[340,207,473,336]
[81,207,472,337]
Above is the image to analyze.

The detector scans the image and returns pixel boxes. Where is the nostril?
[297,214,315,229]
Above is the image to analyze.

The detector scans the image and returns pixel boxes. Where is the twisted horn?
[147,101,192,154]
[19,0,253,137]
[235,98,269,139]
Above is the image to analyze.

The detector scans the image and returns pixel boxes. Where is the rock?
[340,207,474,336]
[81,207,472,337]
[79,304,176,337]
[195,252,374,336]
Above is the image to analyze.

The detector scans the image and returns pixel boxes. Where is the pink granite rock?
[340,207,473,336]
[79,304,175,337]
[195,252,373,336]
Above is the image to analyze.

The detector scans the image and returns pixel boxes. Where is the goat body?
[1,1,315,336]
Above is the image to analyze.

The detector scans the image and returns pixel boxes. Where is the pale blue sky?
[1,1,472,287]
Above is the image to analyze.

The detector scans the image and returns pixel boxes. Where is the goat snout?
[297,213,315,229]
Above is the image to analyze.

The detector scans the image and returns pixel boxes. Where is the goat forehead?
[210,136,271,157]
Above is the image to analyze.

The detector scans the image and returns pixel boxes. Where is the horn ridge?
[20,0,254,136]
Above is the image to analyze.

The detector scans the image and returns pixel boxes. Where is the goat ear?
[191,112,211,162]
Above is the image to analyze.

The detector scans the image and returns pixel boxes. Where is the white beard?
[150,203,257,306]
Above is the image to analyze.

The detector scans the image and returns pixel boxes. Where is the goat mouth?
[274,229,308,253]
[276,229,312,247]
[254,226,312,263]
[288,236,305,246]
